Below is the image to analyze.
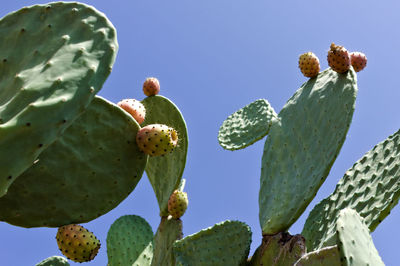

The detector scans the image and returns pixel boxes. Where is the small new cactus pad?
[173,220,252,266]
[168,190,188,219]
[336,209,384,266]
[259,68,357,234]
[107,215,154,266]
[118,98,146,124]
[143,77,160,96]
[0,2,118,197]
[327,43,351,73]
[302,129,400,251]
[141,95,188,216]
[0,97,147,227]
[35,256,70,266]
[294,246,340,266]
[136,124,178,156]
[350,52,367,72]
[218,99,278,150]
[56,224,101,263]
[298,52,320,78]
[152,216,183,266]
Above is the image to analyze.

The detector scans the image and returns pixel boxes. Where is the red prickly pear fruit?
[350,52,367,72]
[143,77,160,96]
[168,190,188,219]
[136,124,178,156]
[56,224,101,263]
[327,43,351,73]
[298,52,320,78]
[117,99,146,124]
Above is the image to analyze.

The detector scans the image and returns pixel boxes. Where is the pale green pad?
[0,97,147,227]
[151,216,183,266]
[173,220,252,266]
[294,246,340,266]
[218,99,278,150]
[35,256,70,266]
[336,208,384,266]
[141,96,188,216]
[302,129,400,251]
[0,2,118,197]
[107,215,153,266]
[259,68,357,234]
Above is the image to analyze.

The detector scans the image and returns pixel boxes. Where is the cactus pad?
[35,256,70,266]
[294,246,340,266]
[0,2,118,197]
[107,215,154,266]
[302,129,400,251]
[173,220,252,266]
[259,68,357,234]
[141,95,188,216]
[336,208,384,266]
[0,96,147,227]
[218,99,278,150]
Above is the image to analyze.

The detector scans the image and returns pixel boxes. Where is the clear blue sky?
[1,1,400,265]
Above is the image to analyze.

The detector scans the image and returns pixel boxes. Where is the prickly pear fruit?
[350,52,367,72]
[327,43,351,73]
[136,124,178,156]
[56,224,101,263]
[168,190,188,219]
[298,52,320,78]
[117,99,146,124]
[143,77,160,96]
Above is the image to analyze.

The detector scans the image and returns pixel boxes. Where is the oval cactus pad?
[173,220,252,266]
[35,256,70,266]
[0,97,147,227]
[259,68,358,234]
[141,95,188,216]
[218,99,278,150]
[302,129,400,251]
[0,2,118,197]
[294,246,340,266]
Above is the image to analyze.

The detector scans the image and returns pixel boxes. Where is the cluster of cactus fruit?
[0,2,397,266]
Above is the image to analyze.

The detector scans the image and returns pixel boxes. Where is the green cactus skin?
[302,129,400,251]
[294,246,340,266]
[248,232,306,266]
[151,216,183,266]
[141,95,188,216]
[0,96,147,227]
[173,220,252,266]
[336,208,384,266]
[0,2,118,197]
[107,215,154,266]
[259,68,358,234]
[35,256,70,266]
[218,99,278,151]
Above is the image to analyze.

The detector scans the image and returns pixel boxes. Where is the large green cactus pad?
[259,68,357,234]
[218,99,278,150]
[336,208,384,266]
[152,216,183,266]
[35,256,70,266]
[141,95,188,216]
[107,215,154,266]
[302,129,400,251]
[294,246,340,266]
[0,2,118,197]
[0,97,147,227]
[173,220,252,266]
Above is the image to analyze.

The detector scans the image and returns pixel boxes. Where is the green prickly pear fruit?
[56,224,100,263]
[327,43,351,73]
[298,52,320,78]
[136,124,178,156]
[117,99,146,124]
[143,77,160,96]
[350,51,367,72]
[168,190,188,219]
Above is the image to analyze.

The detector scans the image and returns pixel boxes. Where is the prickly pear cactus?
[35,256,69,266]
[0,2,118,197]
[294,246,340,266]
